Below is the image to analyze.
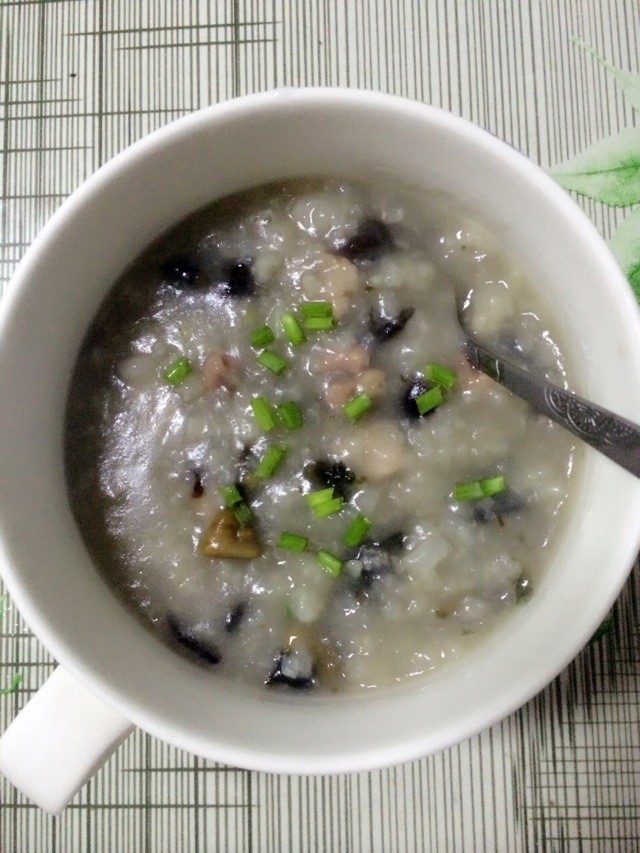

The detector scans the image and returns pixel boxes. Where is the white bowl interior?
[1,89,640,773]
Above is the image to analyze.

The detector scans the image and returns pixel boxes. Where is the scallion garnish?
[454,480,484,501]
[255,444,288,479]
[316,549,344,577]
[313,496,344,519]
[424,362,457,390]
[415,386,443,415]
[454,475,507,502]
[343,393,373,422]
[232,502,253,527]
[250,396,277,431]
[277,531,309,552]
[479,475,506,496]
[257,349,287,375]
[303,316,336,331]
[305,487,336,508]
[300,301,333,319]
[343,514,372,547]
[276,401,304,431]
[304,486,344,518]
[250,325,275,349]
[219,484,243,508]
[281,313,307,346]
[163,356,193,386]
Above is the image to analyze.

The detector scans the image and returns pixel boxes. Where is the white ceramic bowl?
[1,89,640,812]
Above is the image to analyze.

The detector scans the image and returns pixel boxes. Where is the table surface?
[0,1,639,850]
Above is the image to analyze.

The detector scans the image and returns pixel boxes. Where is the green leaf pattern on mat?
[553,41,640,300]
[552,129,640,206]
[572,37,640,113]
[0,594,22,697]
[610,207,640,299]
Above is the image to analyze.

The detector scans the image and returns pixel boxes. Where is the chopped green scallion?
[255,444,288,479]
[250,396,277,431]
[257,349,287,375]
[250,325,275,349]
[219,484,243,508]
[415,386,444,415]
[313,497,344,519]
[276,401,304,431]
[305,487,335,509]
[316,549,344,577]
[277,531,309,552]
[163,356,193,386]
[300,301,333,319]
[479,475,506,496]
[343,514,372,547]
[343,393,373,422]
[424,361,457,390]
[454,480,485,501]
[281,312,307,346]
[303,316,336,331]
[454,474,507,502]
[232,502,253,527]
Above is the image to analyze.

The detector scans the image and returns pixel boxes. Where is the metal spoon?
[459,316,640,478]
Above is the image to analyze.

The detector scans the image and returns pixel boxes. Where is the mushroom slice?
[199,508,262,559]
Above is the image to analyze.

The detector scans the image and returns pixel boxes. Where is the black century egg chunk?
[221,261,256,298]
[401,375,439,419]
[266,647,315,689]
[472,489,525,524]
[191,468,204,498]
[166,615,221,665]
[336,217,395,263]
[161,254,200,287]
[160,255,256,297]
[351,532,405,598]
[369,306,415,342]
[224,601,247,633]
[307,459,356,500]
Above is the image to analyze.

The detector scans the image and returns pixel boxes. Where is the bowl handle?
[0,666,133,814]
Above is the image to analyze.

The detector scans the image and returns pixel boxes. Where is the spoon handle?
[463,337,640,478]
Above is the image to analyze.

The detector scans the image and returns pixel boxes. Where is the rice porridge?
[64,178,580,693]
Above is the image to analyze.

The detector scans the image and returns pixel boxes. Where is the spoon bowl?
[458,306,640,479]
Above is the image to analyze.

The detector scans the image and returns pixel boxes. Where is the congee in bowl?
[65,177,580,694]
